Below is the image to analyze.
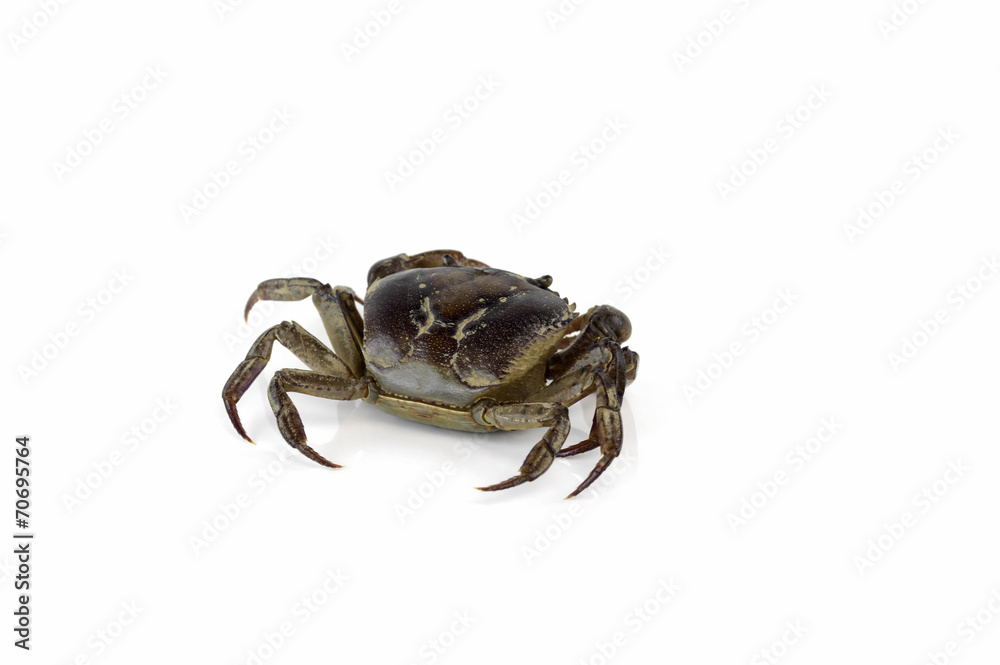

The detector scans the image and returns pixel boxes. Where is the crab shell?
[363,265,575,426]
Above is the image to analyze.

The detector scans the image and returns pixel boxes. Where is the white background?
[3,1,1000,663]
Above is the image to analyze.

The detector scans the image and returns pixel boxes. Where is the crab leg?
[547,305,632,387]
[523,341,633,497]
[222,320,353,443]
[244,279,366,377]
[474,328,636,497]
[267,369,371,468]
[559,370,623,498]
[475,403,570,492]
[543,362,626,496]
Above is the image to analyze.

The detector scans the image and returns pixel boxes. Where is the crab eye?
[441,253,458,267]
[527,275,553,289]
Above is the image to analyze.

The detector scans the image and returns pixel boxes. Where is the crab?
[223,249,639,498]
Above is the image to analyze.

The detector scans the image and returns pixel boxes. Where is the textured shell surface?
[363,266,573,406]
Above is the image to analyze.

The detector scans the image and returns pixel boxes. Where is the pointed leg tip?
[225,400,256,444]
[566,469,605,498]
[556,439,599,458]
[243,294,259,322]
[565,456,616,499]
[295,439,343,469]
[297,449,343,469]
[233,424,254,444]
[475,476,529,493]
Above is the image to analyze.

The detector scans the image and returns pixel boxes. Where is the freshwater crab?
[223,250,639,498]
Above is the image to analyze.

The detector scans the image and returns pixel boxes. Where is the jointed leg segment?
[243,278,365,376]
[267,369,370,468]
[475,403,570,492]
[223,278,368,468]
[477,305,638,498]
[223,320,354,442]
